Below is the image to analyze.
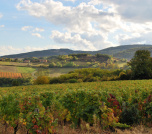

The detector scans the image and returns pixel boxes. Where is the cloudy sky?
[0,0,152,56]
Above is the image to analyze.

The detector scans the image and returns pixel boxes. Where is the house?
[23,60,30,63]
[40,59,47,63]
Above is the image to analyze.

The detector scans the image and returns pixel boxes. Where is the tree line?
[34,50,152,85]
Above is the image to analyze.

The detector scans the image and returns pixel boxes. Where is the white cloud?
[51,30,115,50]
[21,26,44,38]
[51,30,96,50]
[115,32,152,45]
[0,25,5,28]
[17,0,114,33]
[63,0,76,2]
[23,45,63,52]
[31,33,43,38]
[17,0,117,49]
[0,46,22,56]
[21,26,33,31]
[0,13,3,18]
[17,0,152,49]
[88,0,102,5]
[101,0,152,23]
[33,27,44,32]
[0,45,64,56]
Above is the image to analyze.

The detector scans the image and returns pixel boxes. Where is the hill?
[96,44,152,55]
[1,44,152,59]
[113,46,152,59]
[1,49,92,58]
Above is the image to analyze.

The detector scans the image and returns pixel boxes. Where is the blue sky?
[0,0,152,56]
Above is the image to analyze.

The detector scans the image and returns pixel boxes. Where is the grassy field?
[0,65,18,72]
[17,66,36,73]
[35,67,77,77]
[0,65,35,73]
[0,61,28,66]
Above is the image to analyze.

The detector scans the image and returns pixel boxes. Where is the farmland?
[0,80,152,133]
[0,64,77,79]
[0,72,22,79]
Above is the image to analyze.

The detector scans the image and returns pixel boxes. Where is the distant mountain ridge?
[1,44,152,59]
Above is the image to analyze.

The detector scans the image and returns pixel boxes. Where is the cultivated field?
[0,72,22,79]
[0,80,152,133]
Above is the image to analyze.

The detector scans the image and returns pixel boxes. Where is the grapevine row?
[0,72,22,79]
[0,80,152,133]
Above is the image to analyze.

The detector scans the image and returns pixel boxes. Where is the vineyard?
[0,80,152,133]
[0,72,22,79]
[0,72,32,79]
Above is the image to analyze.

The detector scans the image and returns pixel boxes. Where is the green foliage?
[49,77,61,84]
[120,104,140,125]
[128,50,152,79]
[1,80,152,132]
[63,62,76,67]
[49,68,122,84]
[69,53,90,58]
[49,62,56,67]
[39,92,56,110]
[0,77,31,87]
[95,53,112,59]
[19,93,57,133]
[56,62,62,67]
[119,72,127,80]
[0,94,20,133]
[17,67,36,74]
[60,89,100,127]
[69,79,77,83]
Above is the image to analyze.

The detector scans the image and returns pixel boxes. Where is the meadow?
[0,80,152,133]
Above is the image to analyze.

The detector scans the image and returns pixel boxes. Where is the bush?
[49,68,124,84]
[77,79,83,83]
[12,79,21,86]
[34,76,50,85]
[50,77,61,84]
[120,104,140,125]
[69,79,77,83]
[119,72,127,80]
[0,78,31,87]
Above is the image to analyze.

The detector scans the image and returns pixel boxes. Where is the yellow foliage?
[34,76,50,85]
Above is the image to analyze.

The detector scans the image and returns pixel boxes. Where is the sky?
[0,0,152,56]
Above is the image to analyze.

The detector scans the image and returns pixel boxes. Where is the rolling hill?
[1,44,152,59]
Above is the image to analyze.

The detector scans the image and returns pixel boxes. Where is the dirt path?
[31,70,37,79]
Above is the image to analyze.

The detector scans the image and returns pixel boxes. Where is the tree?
[49,62,56,68]
[128,50,152,79]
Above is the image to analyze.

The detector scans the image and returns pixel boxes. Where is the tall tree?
[128,50,152,79]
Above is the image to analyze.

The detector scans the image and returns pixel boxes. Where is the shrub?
[0,78,31,87]
[69,79,77,83]
[77,79,83,83]
[119,72,127,80]
[50,77,61,84]
[34,76,50,85]
[120,104,140,125]
[12,79,21,86]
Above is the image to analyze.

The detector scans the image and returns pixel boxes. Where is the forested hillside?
[1,44,152,59]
